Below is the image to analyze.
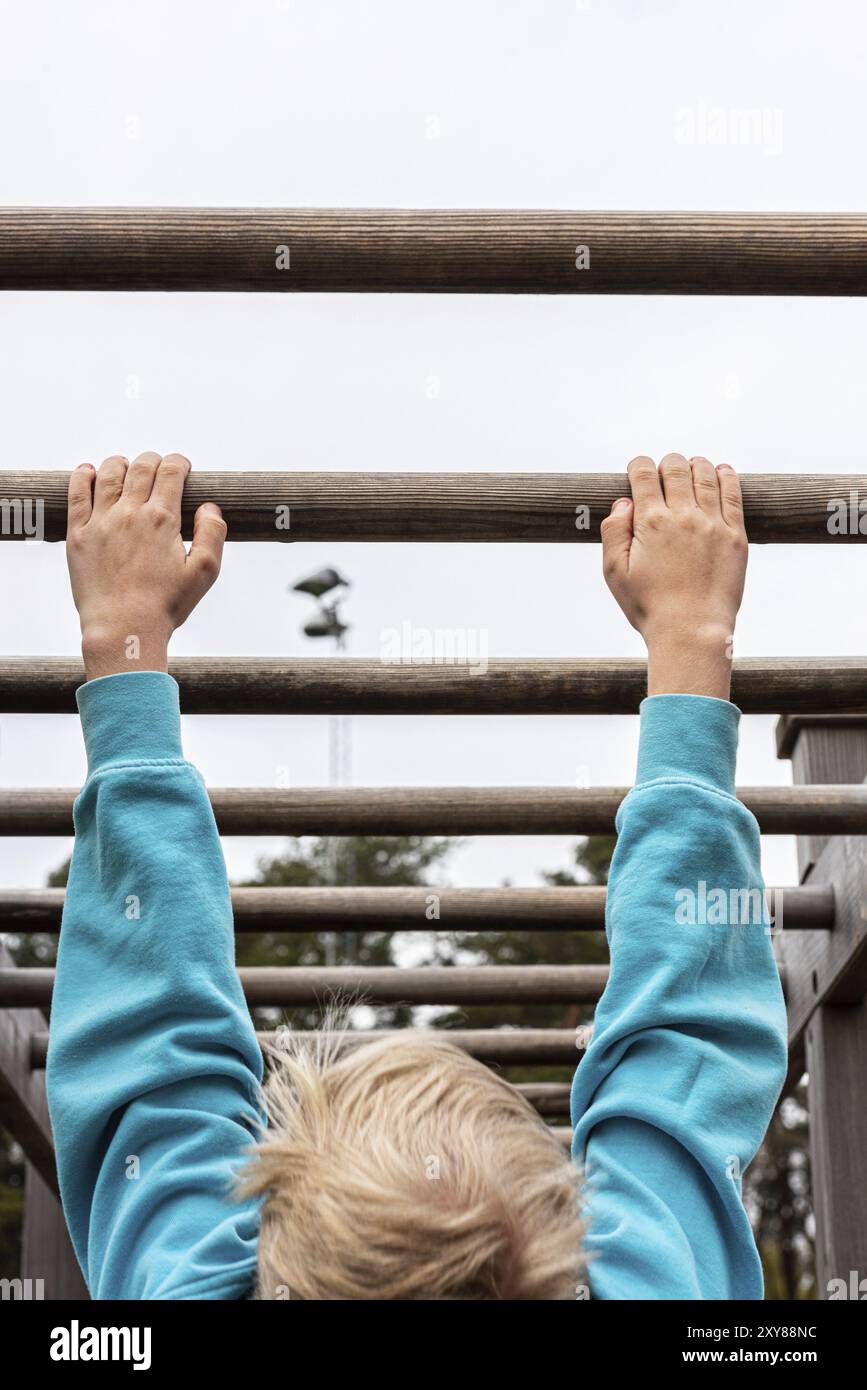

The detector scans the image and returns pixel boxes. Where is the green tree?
[749,1085,814,1299]
[0,1134,25,1279]
[236,835,455,1031]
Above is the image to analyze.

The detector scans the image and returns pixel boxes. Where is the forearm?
[572,696,788,1299]
[47,672,262,1298]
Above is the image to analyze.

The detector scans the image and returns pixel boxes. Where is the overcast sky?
[1,0,866,895]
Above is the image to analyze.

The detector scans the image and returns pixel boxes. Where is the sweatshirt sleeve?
[46,671,263,1301]
[571,694,788,1301]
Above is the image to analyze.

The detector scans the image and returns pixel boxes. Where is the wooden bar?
[2,784,866,837]
[2,209,866,295]
[0,656,864,715]
[0,964,610,1008]
[29,1027,587,1070]
[2,470,867,544]
[0,883,832,933]
[515,1083,572,1117]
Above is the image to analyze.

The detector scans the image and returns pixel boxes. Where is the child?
[47,450,787,1300]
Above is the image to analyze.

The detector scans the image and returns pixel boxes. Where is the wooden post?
[0,943,87,1300]
[20,1165,88,1300]
[776,715,867,1297]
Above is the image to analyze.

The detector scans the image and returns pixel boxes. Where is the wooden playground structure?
[1,208,867,1299]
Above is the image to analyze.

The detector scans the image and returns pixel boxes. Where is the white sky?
[1,0,866,893]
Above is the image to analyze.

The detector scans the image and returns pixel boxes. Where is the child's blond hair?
[238,1029,583,1300]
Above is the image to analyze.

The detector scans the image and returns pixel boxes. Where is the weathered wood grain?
[2,209,866,294]
[21,1166,89,1299]
[2,470,866,543]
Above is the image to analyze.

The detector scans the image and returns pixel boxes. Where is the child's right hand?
[66,452,227,682]
[600,454,748,701]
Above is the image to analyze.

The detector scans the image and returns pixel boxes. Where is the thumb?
[186,502,227,596]
[67,463,95,533]
[600,497,634,584]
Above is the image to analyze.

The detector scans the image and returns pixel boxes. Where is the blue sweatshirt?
[46,673,787,1300]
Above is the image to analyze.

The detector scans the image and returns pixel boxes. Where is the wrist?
[81,623,171,681]
[644,620,734,701]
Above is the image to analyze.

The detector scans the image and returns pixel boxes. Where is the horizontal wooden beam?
[2,209,865,295]
[0,657,864,715]
[515,1083,572,1117]
[29,1027,588,1070]
[28,1029,810,1082]
[3,785,866,837]
[0,964,609,1008]
[0,884,831,933]
[2,471,866,544]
